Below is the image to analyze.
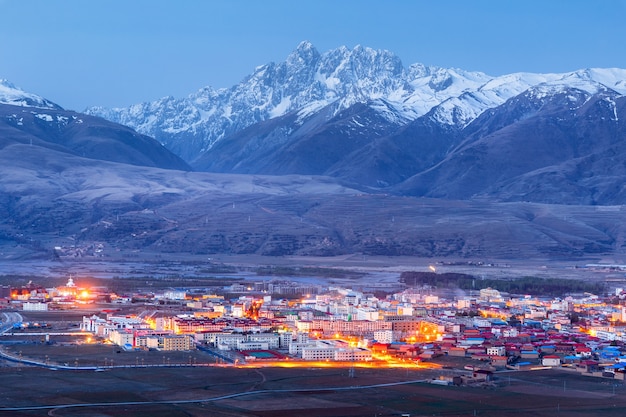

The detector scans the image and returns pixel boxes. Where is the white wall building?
[334,348,372,361]
[374,330,394,344]
[302,346,335,360]
[424,295,439,304]
[289,342,315,356]
[357,307,379,321]
[23,302,48,311]
[216,333,246,349]
[108,329,134,347]
[163,290,187,300]
[237,341,269,350]
[247,333,280,349]
[486,346,506,356]
[397,305,413,316]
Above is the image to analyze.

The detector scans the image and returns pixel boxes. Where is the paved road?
[0,312,22,334]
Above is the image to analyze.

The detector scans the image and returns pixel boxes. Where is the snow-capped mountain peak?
[0,79,61,109]
[85,42,626,162]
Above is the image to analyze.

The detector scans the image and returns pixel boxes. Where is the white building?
[397,305,413,316]
[424,295,439,304]
[502,328,519,338]
[302,346,335,360]
[231,304,245,318]
[301,340,372,361]
[296,320,312,332]
[473,318,492,328]
[542,356,561,367]
[289,342,315,356]
[334,348,372,361]
[216,333,246,349]
[163,290,186,300]
[479,288,502,302]
[82,315,111,337]
[374,330,394,344]
[486,346,506,356]
[237,341,269,350]
[23,302,48,311]
[247,333,280,349]
[296,332,309,343]
[357,307,379,321]
[108,329,134,347]
[147,334,193,351]
[278,331,293,348]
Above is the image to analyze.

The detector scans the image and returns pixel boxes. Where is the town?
[2,269,626,387]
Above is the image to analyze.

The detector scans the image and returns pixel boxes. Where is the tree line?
[399,271,605,296]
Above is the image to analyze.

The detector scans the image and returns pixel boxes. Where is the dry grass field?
[1,359,626,417]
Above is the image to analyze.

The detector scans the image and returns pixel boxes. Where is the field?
[1,358,626,417]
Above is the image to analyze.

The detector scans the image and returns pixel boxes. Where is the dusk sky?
[2,0,626,111]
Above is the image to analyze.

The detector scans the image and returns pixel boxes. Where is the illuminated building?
[135,331,172,348]
[237,341,269,350]
[173,317,228,333]
[82,315,109,336]
[108,329,134,346]
[301,345,335,360]
[396,304,413,316]
[296,320,312,332]
[310,319,392,338]
[231,304,245,318]
[424,295,439,304]
[247,333,280,349]
[374,330,394,344]
[278,331,293,348]
[22,302,48,311]
[173,316,273,334]
[196,331,280,350]
[356,307,379,321]
[479,287,502,302]
[148,334,193,351]
[300,340,372,361]
[57,277,77,298]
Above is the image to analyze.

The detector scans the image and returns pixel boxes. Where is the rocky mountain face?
[84,41,540,161]
[4,46,626,261]
[395,87,626,204]
[86,44,626,206]
[0,81,190,171]
[0,79,61,109]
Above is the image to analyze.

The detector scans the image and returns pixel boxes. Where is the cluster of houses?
[10,274,626,380]
[1,278,107,310]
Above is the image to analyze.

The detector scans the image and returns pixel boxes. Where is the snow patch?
[35,113,53,122]
[0,79,60,109]
[269,96,291,118]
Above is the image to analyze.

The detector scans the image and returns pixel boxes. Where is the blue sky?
[1,0,626,110]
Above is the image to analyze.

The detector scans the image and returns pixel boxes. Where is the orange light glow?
[233,358,440,370]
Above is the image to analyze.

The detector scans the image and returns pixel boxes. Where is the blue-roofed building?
[520,350,539,359]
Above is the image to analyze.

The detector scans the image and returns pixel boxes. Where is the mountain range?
[3,43,626,261]
[86,42,626,205]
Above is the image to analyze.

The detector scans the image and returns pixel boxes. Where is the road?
[0,312,22,334]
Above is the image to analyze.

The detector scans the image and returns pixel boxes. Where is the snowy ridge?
[0,79,61,109]
[85,42,626,162]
